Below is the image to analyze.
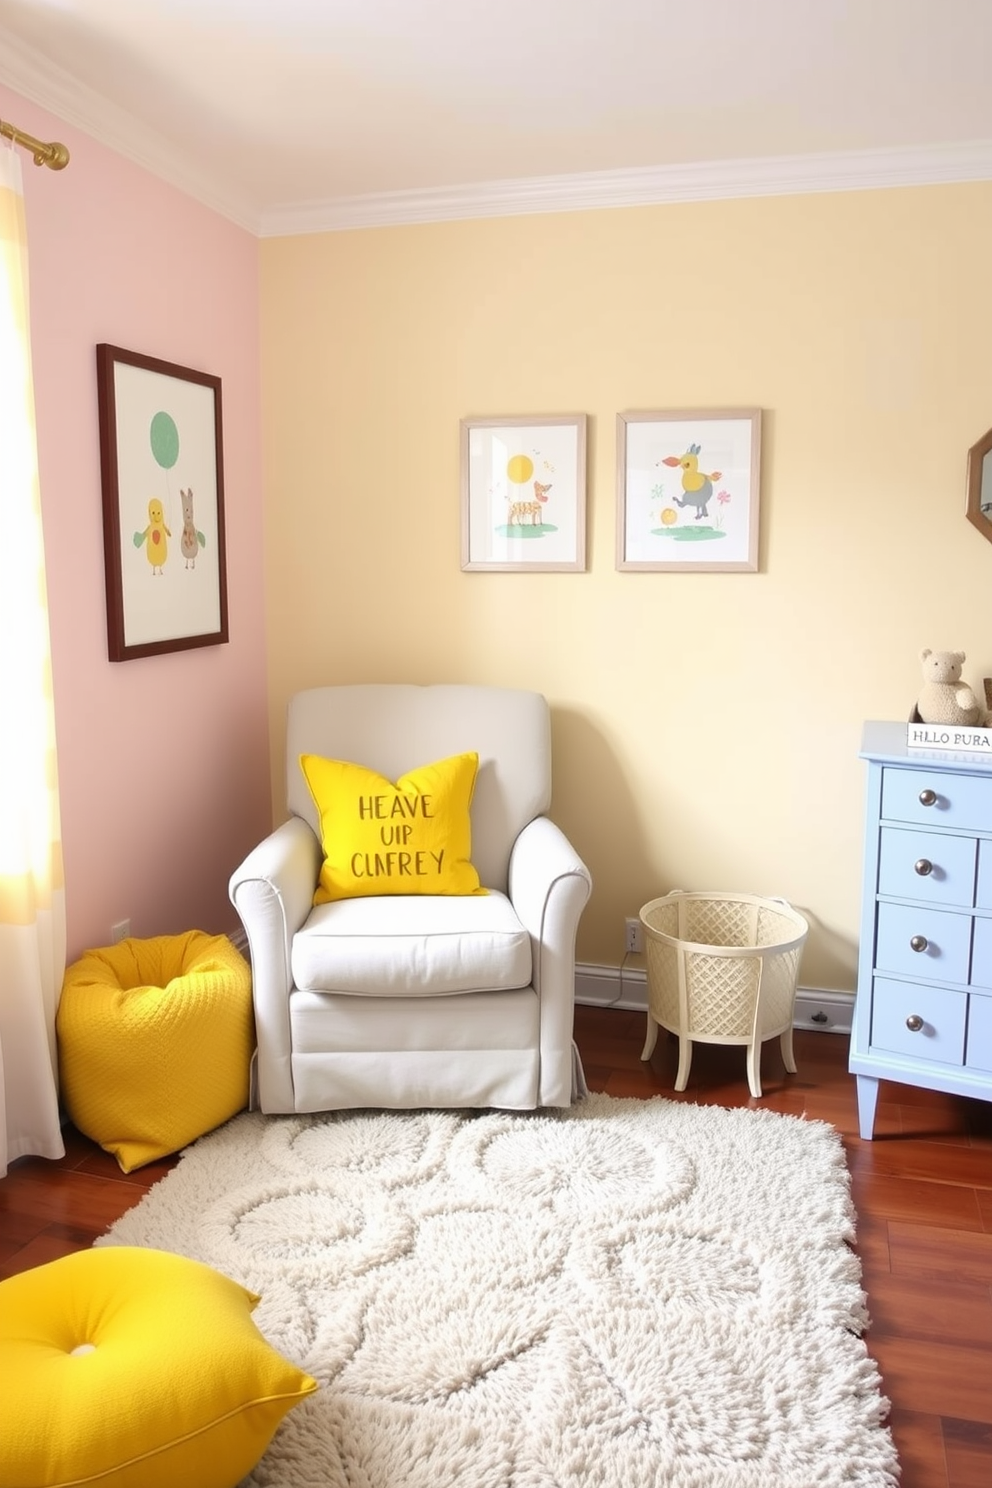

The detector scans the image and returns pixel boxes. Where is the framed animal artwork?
[616,408,761,573]
[96,344,228,660]
[460,414,587,572]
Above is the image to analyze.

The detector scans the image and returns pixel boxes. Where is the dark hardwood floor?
[2,1005,990,1487]
[575,1006,992,1488]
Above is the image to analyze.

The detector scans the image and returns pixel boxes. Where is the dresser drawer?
[978,841,992,910]
[870,976,966,1065]
[972,916,992,989]
[881,766,992,832]
[967,993,992,1073]
[877,826,977,907]
[875,902,972,983]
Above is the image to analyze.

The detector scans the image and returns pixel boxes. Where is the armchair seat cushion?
[291,890,532,996]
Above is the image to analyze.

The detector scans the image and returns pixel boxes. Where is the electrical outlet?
[111,919,130,943]
[625,916,643,954]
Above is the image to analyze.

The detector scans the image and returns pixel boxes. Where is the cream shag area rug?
[99,1094,899,1488]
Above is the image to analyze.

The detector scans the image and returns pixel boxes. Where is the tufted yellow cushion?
[300,751,487,903]
[56,931,254,1172]
[0,1246,317,1488]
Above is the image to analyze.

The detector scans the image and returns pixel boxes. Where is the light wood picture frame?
[460,414,587,572]
[617,408,761,572]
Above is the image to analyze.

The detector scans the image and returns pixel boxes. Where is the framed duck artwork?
[616,408,761,572]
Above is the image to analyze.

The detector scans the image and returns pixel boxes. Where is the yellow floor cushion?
[0,1246,317,1488]
[57,930,253,1172]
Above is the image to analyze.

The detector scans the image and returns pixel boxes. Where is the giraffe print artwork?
[498,446,557,539]
[507,480,551,527]
[462,416,585,571]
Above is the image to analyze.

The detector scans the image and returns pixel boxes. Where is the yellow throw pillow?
[300,751,487,902]
[0,1246,317,1488]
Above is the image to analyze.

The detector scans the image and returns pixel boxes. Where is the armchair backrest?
[286,684,552,893]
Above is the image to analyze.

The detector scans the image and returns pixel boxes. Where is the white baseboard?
[575,962,853,1035]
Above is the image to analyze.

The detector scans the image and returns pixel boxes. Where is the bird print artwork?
[662,443,722,520]
[133,498,171,574]
[130,410,211,584]
[648,438,734,549]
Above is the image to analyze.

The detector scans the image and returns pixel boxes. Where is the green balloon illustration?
[150,411,179,470]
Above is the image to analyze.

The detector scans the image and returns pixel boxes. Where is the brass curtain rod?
[0,119,69,170]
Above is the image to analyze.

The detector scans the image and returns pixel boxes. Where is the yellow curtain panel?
[0,143,67,1172]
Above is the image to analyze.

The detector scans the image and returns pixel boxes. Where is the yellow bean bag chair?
[57,931,253,1172]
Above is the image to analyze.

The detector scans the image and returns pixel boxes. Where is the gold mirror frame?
[966,425,992,544]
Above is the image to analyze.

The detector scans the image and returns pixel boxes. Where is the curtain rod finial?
[40,141,70,170]
[0,120,71,170]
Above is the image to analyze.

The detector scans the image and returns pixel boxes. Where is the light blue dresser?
[850,721,992,1138]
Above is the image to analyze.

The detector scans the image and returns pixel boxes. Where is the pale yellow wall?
[260,183,992,987]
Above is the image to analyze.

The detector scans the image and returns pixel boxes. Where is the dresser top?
[861,719,992,773]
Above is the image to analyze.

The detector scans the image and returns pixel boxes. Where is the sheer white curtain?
[0,141,66,1175]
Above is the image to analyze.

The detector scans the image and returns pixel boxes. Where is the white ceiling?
[2,0,992,235]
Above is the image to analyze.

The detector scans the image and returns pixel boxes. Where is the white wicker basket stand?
[638,890,809,1098]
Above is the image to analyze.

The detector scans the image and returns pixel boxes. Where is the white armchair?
[229,684,592,1114]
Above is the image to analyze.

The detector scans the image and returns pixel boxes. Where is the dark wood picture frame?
[96,344,228,661]
[966,424,992,547]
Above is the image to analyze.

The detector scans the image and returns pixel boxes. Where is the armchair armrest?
[508,816,592,1106]
[229,816,322,1112]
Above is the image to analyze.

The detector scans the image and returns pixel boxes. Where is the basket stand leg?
[780,1026,797,1075]
[746,1040,763,1099]
[640,1013,659,1061]
[674,1034,692,1091]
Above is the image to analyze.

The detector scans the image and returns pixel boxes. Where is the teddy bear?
[915,649,987,726]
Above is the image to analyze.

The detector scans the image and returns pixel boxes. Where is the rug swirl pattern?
[99,1093,898,1487]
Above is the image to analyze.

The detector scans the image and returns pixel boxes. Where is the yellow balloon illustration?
[507,453,534,485]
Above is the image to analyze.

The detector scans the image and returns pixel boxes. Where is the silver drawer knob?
[914,858,933,876]
[918,789,937,806]
[909,934,928,953]
[905,1014,924,1032]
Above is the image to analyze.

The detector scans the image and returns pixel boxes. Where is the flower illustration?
[714,489,732,529]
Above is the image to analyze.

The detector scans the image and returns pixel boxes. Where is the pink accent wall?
[2,86,271,961]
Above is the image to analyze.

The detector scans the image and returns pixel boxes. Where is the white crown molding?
[0,25,260,233]
[261,139,992,236]
[2,21,991,240]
